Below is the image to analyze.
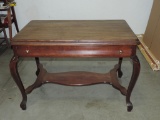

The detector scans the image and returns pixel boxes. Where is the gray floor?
[0,48,160,120]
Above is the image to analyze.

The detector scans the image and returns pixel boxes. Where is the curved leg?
[126,55,140,112]
[10,56,27,110]
[35,57,40,76]
[118,58,123,78]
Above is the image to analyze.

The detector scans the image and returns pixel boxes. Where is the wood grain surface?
[12,20,138,45]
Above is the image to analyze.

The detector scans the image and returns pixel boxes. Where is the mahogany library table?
[10,20,140,112]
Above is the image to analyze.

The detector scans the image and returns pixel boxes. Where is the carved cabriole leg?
[35,57,40,76]
[118,58,123,78]
[9,56,27,110]
[126,55,140,112]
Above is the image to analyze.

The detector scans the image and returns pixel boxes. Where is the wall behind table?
[13,0,153,36]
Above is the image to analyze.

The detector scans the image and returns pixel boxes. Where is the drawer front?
[13,45,135,57]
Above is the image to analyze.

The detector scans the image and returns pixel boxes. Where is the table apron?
[12,45,136,57]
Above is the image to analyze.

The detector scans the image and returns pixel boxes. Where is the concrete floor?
[0,48,160,120]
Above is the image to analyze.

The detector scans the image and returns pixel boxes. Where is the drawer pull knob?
[119,50,123,54]
[26,50,29,53]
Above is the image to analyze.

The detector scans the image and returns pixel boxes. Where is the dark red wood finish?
[13,45,135,57]
[10,20,140,112]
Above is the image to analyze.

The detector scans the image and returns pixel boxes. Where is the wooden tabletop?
[12,20,139,45]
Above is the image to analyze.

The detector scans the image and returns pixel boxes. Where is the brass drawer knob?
[119,50,123,54]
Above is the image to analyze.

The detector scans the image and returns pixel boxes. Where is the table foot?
[20,100,27,110]
[127,102,133,112]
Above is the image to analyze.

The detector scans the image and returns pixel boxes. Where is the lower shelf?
[25,63,127,96]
